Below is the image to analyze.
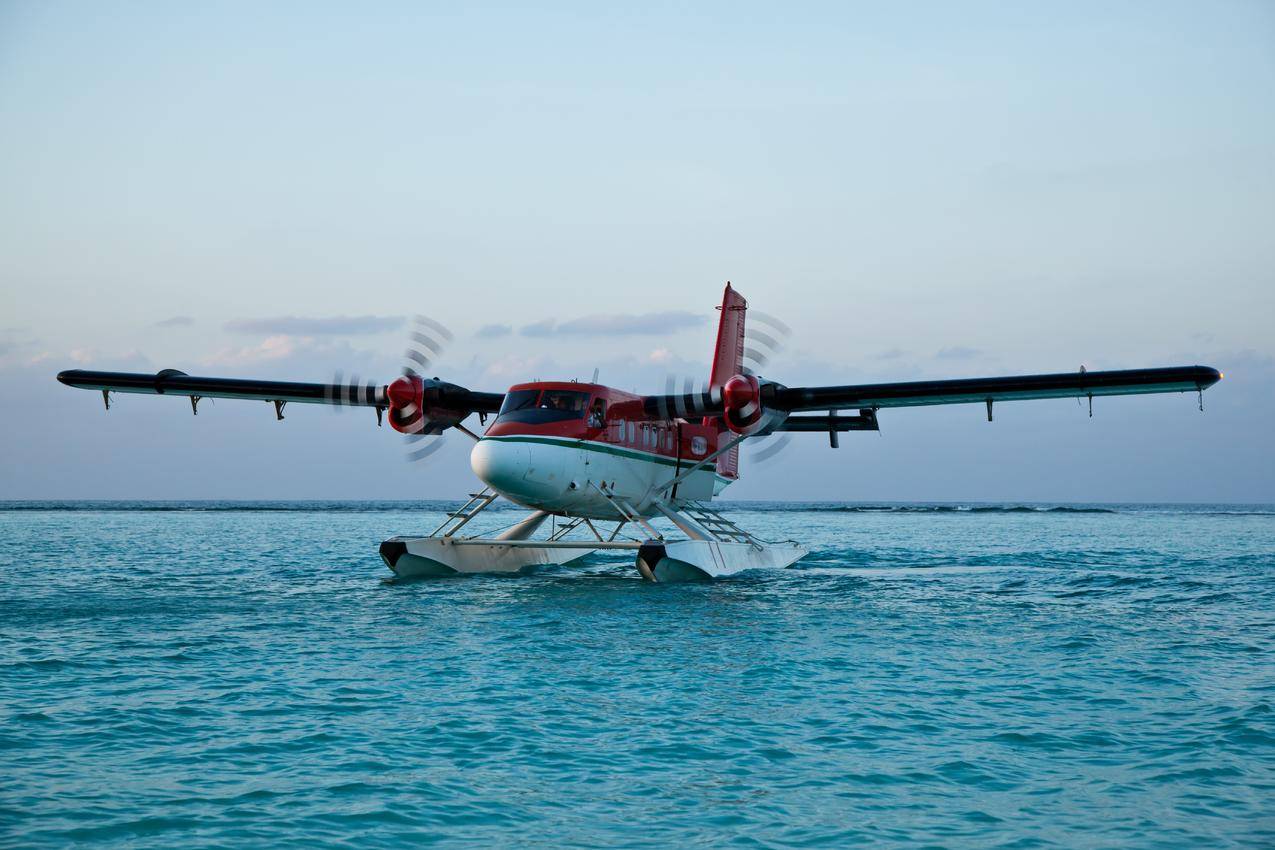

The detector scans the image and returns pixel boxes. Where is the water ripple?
[2,503,1273,848]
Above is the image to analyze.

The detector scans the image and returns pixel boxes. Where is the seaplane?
[57,284,1222,582]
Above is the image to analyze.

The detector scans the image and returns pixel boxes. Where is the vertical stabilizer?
[709,283,746,478]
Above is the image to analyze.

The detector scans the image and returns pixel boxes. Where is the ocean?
[2,501,1272,848]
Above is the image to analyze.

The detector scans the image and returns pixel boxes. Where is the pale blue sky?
[2,1,1272,500]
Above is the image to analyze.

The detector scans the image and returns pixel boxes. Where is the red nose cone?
[386,375,422,409]
[722,373,758,412]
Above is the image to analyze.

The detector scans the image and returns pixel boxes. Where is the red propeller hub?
[387,375,423,410]
[386,375,427,434]
[722,373,762,433]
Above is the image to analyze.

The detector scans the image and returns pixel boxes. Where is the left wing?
[766,365,1222,413]
[640,365,1222,424]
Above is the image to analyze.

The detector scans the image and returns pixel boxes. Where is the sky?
[1,1,1273,501]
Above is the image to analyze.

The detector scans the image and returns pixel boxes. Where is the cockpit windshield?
[495,389,591,425]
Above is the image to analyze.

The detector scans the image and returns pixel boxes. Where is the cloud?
[647,348,674,364]
[57,349,152,370]
[155,316,195,328]
[482,354,555,380]
[520,319,558,337]
[203,335,302,367]
[935,346,983,361]
[873,348,909,361]
[475,323,512,339]
[520,311,704,338]
[224,315,405,335]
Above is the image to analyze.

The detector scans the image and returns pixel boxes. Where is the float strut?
[375,405,385,427]
[102,390,111,411]
[191,395,201,416]
[1198,387,1204,412]
[273,400,286,421]
[986,398,993,422]
[1088,394,1093,418]
[829,409,839,449]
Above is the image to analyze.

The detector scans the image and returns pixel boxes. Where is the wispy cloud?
[935,346,982,361]
[520,311,704,338]
[874,348,909,361]
[154,316,195,328]
[475,323,512,339]
[482,353,555,380]
[647,347,675,364]
[203,335,301,366]
[225,315,405,335]
[520,319,558,337]
[61,348,152,370]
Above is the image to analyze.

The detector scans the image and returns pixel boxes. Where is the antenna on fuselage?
[591,368,599,383]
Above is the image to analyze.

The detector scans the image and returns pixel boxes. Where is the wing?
[57,368,504,423]
[767,365,1222,412]
[641,365,1222,421]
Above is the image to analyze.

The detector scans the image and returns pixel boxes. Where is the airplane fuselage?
[470,381,733,519]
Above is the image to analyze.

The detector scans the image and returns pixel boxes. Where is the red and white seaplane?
[58,284,1222,582]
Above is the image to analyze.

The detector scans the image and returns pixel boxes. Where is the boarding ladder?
[431,488,499,538]
[680,501,763,548]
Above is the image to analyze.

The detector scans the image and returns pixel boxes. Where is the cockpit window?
[498,389,540,415]
[495,389,591,425]
[539,390,589,414]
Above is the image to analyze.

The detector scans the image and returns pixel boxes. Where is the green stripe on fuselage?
[479,434,732,482]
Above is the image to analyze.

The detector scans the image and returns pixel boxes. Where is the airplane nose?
[470,438,568,506]
[470,439,529,493]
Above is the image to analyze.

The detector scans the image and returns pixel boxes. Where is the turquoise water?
[2,502,1273,848]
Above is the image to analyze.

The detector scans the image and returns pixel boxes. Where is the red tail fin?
[710,282,746,478]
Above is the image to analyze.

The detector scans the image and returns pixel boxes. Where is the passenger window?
[588,399,606,429]
[627,422,635,443]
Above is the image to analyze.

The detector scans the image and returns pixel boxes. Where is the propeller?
[389,315,458,463]
[328,315,460,464]
[657,373,716,421]
[402,314,454,379]
[742,309,791,375]
[745,431,793,467]
[651,306,795,469]
[741,308,795,467]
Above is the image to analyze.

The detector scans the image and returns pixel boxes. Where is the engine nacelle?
[719,373,791,436]
[386,375,467,435]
